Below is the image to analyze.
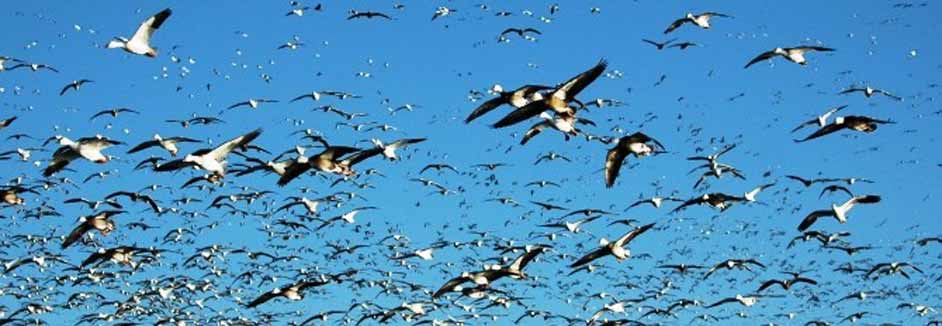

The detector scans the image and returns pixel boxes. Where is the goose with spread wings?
[465,84,550,123]
[154,128,262,176]
[794,115,893,142]
[744,46,834,68]
[797,195,881,231]
[492,60,607,128]
[61,210,125,249]
[107,8,172,58]
[570,223,655,268]
[664,12,731,34]
[604,132,665,188]
[44,135,123,177]
[127,134,201,157]
[791,105,848,133]
[839,86,903,101]
[432,245,548,298]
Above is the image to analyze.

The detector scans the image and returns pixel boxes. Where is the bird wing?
[492,100,550,128]
[521,121,549,145]
[130,8,172,45]
[127,140,160,154]
[555,60,608,101]
[613,223,655,247]
[744,50,777,69]
[465,96,508,124]
[570,246,609,268]
[246,290,279,308]
[207,129,262,161]
[798,209,835,232]
[663,18,688,34]
[61,222,94,249]
[794,123,844,142]
[604,145,628,188]
[432,275,469,298]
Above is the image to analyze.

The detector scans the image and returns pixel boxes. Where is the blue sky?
[1,1,941,325]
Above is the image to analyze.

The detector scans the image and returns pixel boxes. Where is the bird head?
[490,84,504,94]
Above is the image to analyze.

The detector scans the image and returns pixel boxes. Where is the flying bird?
[107,8,172,58]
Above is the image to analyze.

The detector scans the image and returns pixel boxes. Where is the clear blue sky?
[1,1,940,325]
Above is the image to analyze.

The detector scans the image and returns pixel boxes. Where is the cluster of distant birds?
[0,2,940,326]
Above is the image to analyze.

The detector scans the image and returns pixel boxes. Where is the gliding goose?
[744,46,835,68]
[797,195,881,231]
[44,135,123,177]
[492,60,607,128]
[664,12,731,34]
[154,128,262,177]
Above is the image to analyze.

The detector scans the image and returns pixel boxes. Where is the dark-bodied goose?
[465,84,550,123]
[570,223,655,268]
[642,38,677,50]
[492,60,607,128]
[154,128,261,176]
[671,193,747,213]
[61,210,125,249]
[664,12,731,34]
[59,79,93,96]
[703,259,766,279]
[797,195,881,231]
[127,134,201,157]
[107,8,172,58]
[756,272,818,292]
[794,115,894,142]
[744,46,834,68]
[604,132,665,188]
[0,116,16,130]
[44,135,123,177]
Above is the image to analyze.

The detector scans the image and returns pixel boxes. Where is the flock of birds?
[0,2,940,326]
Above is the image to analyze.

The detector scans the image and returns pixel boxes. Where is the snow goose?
[107,8,172,58]
[154,128,262,176]
[127,134,201,156]
[839,86,903,101]
[791,105,848,133]
[744,46,835,68]
[569,223,655,267]
[44,135,123,177]
[664,12,731,34]
[797,195,881,231]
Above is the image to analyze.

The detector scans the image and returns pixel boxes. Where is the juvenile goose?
[664,12,731,34]
[432,246,547,298]
[744,46,835,68]
[107,8,172,58]
[797,195,881,231]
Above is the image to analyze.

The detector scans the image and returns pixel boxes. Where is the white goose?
[107,8,172,58]
[745,46,835,68]
[797,195,881,231]
[155,129,262,176]
[44,135,123,177]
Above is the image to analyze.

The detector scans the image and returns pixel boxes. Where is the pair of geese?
[464,60,666,188]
